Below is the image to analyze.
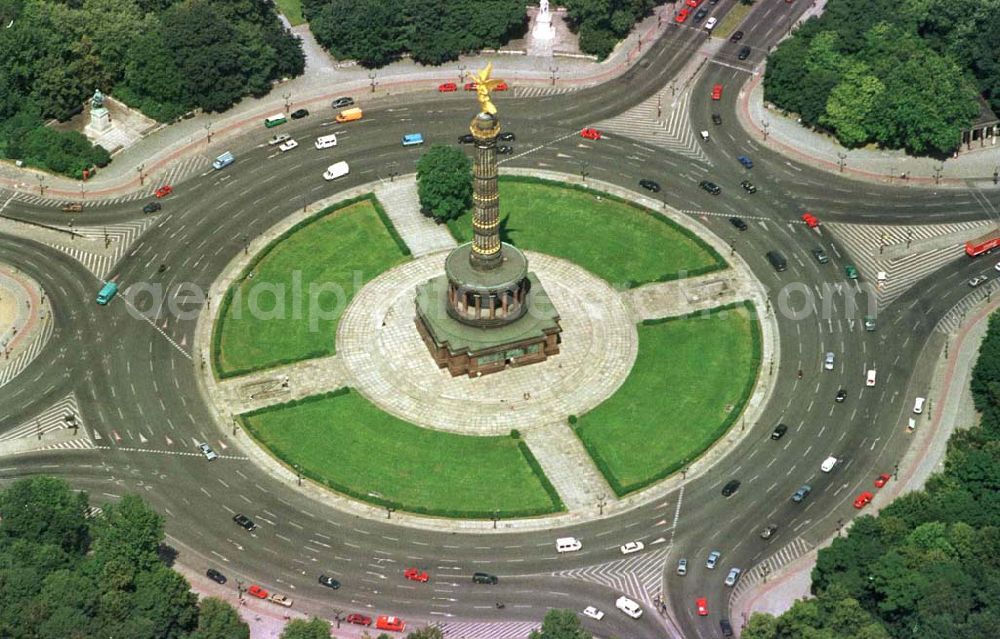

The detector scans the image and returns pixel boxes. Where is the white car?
[620,540,644,555]
[969,275,988,287]
[704,16,718,31]
[677,558,687,575]
[556,537,582,553]
[268,593,292,607]
[267,133,290,146]
[278,139,298,152]
[582,606,605,621]
[724,567,742,587]
[995,261,1000,272]
[824,352,834,370]
[866,369,877,387]
[615,595,643,619]
[821,456,838,472]
[198,442,218,461]
[706,550,720,569]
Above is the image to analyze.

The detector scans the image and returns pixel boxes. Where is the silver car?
[706,551,721,569]
[677,558,687,576]
[198,442,218,461]
[824,352,834,370]
[724,567,742,587]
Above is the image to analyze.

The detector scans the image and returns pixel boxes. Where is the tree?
[405,627,444,639]
[189,597,249,639]
[528,609,591,639]
[0,476,90,555]
[89,493,164,582]
[820,61,884,147]
[309,0,402,68]
[279,617,332,639]
[416,144,472,222]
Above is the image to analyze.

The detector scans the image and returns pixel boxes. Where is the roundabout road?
[2,2,1000,638]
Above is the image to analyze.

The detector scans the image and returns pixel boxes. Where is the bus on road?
[264,113,287,128]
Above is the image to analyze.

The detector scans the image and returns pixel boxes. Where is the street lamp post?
[282,92,292,113]
[37,174,46,196]
[656,94,662,120]
[386,506,395,519]
[893,462,899,480]
[549,66,559,87]
[368,72,378,94]
[762,120,770,141]
[136,164,145,186]
[837,152,847,172]
[580,162,589,184]
[597,494,606,516]
[458,64,466,84]
[492,509,500,529]
[889,166,896,183]
[204,123,212,144]
[242,235,249,255]
[934,165,943,185]
[294,464,302,486]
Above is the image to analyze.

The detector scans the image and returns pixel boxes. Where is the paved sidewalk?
[371,180,456,256]
[0,264,46,365]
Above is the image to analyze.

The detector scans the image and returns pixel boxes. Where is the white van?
[315,134,338,149]
[821,456,838,472]
[555,537,582,553]
[323,161,350,181]
[866,369,877,387]
[913,397,925,414]
[615,595,643,619]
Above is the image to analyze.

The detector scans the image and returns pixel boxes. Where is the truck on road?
[965,228,1000,257]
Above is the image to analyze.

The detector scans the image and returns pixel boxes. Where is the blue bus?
[401,133,424,147]
[96,281,118,305]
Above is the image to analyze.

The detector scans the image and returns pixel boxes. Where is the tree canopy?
[416,144,473,223]
[562,0,656,59]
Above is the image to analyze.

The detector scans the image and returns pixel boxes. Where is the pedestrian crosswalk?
[438,620,541,639]
[728,536,812,605]
[512,85,579,100]
[552,545,670,606]
[57,218,158,278]
[823,220,990,308]
[0,312,53,389]
[935,278,1000,334]
[593,86,710,164]
[0,392,93,447]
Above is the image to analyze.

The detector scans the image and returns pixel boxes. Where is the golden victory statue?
[467,61,504,115]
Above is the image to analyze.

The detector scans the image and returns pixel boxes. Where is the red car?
[675,7,690,22]
[685,0,703,6]
[376,616,405,632]
[711,84,723,100]
[853,491,874,509]
[494,81,509,91]
[404,567,429,582]
[154,185,173,198]
[874,473,891,488]
[463,82,476,91]
[438,82,458,92]
[801,212,820,228]
[581,128,602,140]
[247,584,268,599]
[346,613,372,626]
[696,597,708,616]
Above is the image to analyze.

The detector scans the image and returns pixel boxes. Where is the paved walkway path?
[0,265,49,384]
[623,270,760,321]
[371,180,456,256]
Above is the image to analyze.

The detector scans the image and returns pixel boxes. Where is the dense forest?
[763,0,998,155]
[0,0,304,178]
[743,311,1000,638]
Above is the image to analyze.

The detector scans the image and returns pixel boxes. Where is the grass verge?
[274,0,305,26]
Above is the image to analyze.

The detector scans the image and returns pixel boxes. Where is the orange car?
[685,0,703,6]
[247,584,268,599]
[853,491,874,509]
[874,473,891,488]
[581,128,602,140]
[676,7,690,23]
[376,616,405,632]
[154,185,173,198]
[801,212,820,228]
[438,82,458,92]
[711,84,723,100]
[494,81,509,91]
[404,567,429,582]
[463,82,476,91]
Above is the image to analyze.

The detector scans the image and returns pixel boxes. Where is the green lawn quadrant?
[274,0,305,25]
[575,303,761,495]
[214,198,409,376]
[446,177,725,287]
[241,390,564,518]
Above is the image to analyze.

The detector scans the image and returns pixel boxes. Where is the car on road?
[866,369,877,387]
[376,616,405,632]
[729,217,748,231]
[693,7,708,21]
[268,593,292,607]
[771,423,788,439]
[712,113,722,125]
[346,614,372,626]
[792,484,812,502]
[875,473,891,488]
[498,145,513,154]
[639,179,661,193]
[154,185,173,198]
[864,315,877,331]
[463,82,477,91]
[853,491,874,509]
[704,16,718,30]
[206,568,227,584]
[766,251,788,272]
[706,550,721,569]
[677,558,688,575]
[720,618,735,637]
[737,155,753,169]
[699,180,721,195]
[721,479,741,497]
[740,180,757,193]
[331,96,354,109]
[760,524,778,539]
[290,109,309,119]
[248,585,268,599]
[556,536,582,552]
[438,82,458,92]
[233,514,257,531]
[685,0,703,7]
[268,133,290,145]
[198,442,218,461]
[403,567,429,582]
[821,456,839,472]
[458,133,475,144]
[675,7,690,22]
[493,81,509,91]
[711,83,723,100]
[845,264,859,279]
[730,30,744,42]
[473,572,498,584]
[812,247,829,263]
[142,202,161,214]
[319,574,340,589]
[835,388,847,402]
[738,46,752,60]
[278,139,298,152]
[620,540,645,555]
[61,202,83,212]
[582,606,605,620]
[615,595,643,619]
[700,129,710,142]
[724,567,742,586]
[801,212,820,228]
[969,275,988,287]
[581,127,602,140]
[499,132,516,141]
[696,597,709,616]
[824,352,835,370]
[996,261,1000,272]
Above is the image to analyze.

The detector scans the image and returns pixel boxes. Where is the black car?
[812,247,830,263]
[472,572,499,584]
[740,180,757,194]
[498,132,515,141]
[699,180,721,195]
[331,96,354,109]
[639,179,661,193]
[142,202,162,214]
[712,113,722,125]
[720,618,734,637]
[729,217,748,231]
[458,134,475,144]
[206,568,227,585]
[760,525,778,539]
[233,514,257,531]
[693,7,708,21]
[738,46,752,61]
[835,389,847,403]
[498,145,513,154]
[721,479,741,497]
[290,108,309,119]
[771,424,788,440]
[319,574,341,589]
[766,251,787,272]
[729,30,744,43]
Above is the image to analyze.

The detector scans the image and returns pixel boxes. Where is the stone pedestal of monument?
[527,0,556,56]
[84,106,112,137]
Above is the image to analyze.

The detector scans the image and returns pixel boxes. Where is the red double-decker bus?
[965,228,1000,257]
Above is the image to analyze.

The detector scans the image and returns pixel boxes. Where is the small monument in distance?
[532,0,555,40]
[85,89,112,136]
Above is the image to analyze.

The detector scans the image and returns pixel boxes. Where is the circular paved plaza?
[337,251,638,434]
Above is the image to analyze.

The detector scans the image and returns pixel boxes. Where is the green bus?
[264,113,287,128]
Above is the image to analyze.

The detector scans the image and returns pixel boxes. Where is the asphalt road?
[1,2,999,638]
